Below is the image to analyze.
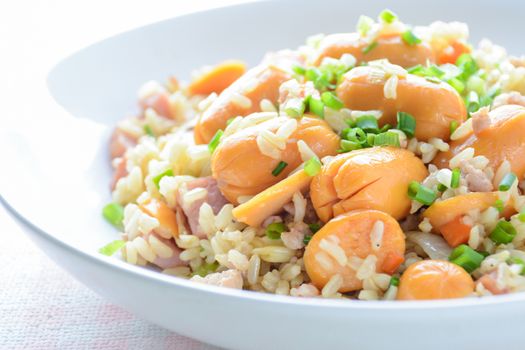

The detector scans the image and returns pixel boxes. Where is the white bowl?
[2,1,525,349]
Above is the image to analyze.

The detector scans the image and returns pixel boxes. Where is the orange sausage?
[433,105,525,179]
[336,66,467,141]
[232,169,312,227]
[313,33,435,67]
[211,115,340,204]
[140,198,179,238]
[397,260,474,300]
[304,209,406,293]
[187,60,247,96]
[194,64,292,144]
[310,147,428,223]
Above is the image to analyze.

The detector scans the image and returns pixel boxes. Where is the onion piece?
[406,231,452,260]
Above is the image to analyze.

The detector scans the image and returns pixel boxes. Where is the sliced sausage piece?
[397,260,474,300]
[211,115,340,204]
[187,60,247,96]
[194,64,292,144]
[232,169,312,227]
[313,33,435,67]
[303,209,406,293]
[310,147,428,223]
[433,104,525,179]
[336,66,467,141]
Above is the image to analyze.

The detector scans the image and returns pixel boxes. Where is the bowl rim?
[5,0,525,311]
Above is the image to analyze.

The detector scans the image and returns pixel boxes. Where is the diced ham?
[140,91,172,118]
[190,269,243,289]
[477,271,508,295]
[109,127,137,159]
[145,233,187,270]
[471,107,491,135]
[111,157,128,190]
[281,221,309,250]
[461,161,493,192]
[177,177,229,238]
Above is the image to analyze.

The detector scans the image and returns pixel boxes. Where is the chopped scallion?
[208,129,223,153]
[518,210,525,223]
[308,97,325,118]
[99,240,126,256]
[272,161,288,177]
[490,220,517,244]
[362,41,378,54]
[437,183,448,192]
[321,92,344,110]
[396,112,416,138]
[193,262,219,277]
[494,199,504,213]
[379,9,397,23]
[498,172,517,191]
[102,203,124,229]
[373,131,400,147]
[153,168,174,189]
[355,115,379,133]
[449,244,484,273]
[451,168,461,188]
[401,30,421,46]
[408,181,437,206]
[508,257,525,275]
[450,120,459,136]
[308,223,321,233]
[304,157,322,176]
[266,222,287,239]
[389,276,400,287]
[340,139,362,152]
[143,125,154,137]
[303,235,312,245]
[447,78,465,94]
[292,65,306,75]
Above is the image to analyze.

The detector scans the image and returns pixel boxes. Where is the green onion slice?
[304,157,322,176]
[340,140,362,152]
[292,65,306,75]
[490,220,517,244]
[143,125,155,137]
[321,92,344,110]
[362,41,378,54]
[272,161,288,177]
[102,202,124,229]
[373,131,400,147]
[407,181,437,206]
[389,276,400,287]
[308,97,325,118]
[99,240,126,256]
[208,129,223,153]
[449,244,484,273]
[193,262,219,277]
[450,168,461,188]
[493,199,504,213]
[308,223,321,233]
[153,168,174,189]
[396,112,416,138]
[498,173,517,191]
[303,235,312,245]
[355,115,379,133]
[379,9,397,23]
[401,30,421,46]
[266,222,287,239]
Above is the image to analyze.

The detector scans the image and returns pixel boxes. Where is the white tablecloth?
[0,206,217,349]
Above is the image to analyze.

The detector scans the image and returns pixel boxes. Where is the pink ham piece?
[109,127,137,160]
[140,91,173,119]
[145,233,187,269]
[177,177,229,238]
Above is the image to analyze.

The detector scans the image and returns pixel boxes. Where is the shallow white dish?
[2,1,525,349]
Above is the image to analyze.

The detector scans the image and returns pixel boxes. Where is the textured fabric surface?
[0,206,217,350]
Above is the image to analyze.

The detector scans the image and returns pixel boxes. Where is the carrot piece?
[232,169,312,227]
[437,41,471,65]
[397,260,474,300]
[187,60,247,96]
[140,198,179,238]
[381,251,405,275]
[439,215,472,247]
